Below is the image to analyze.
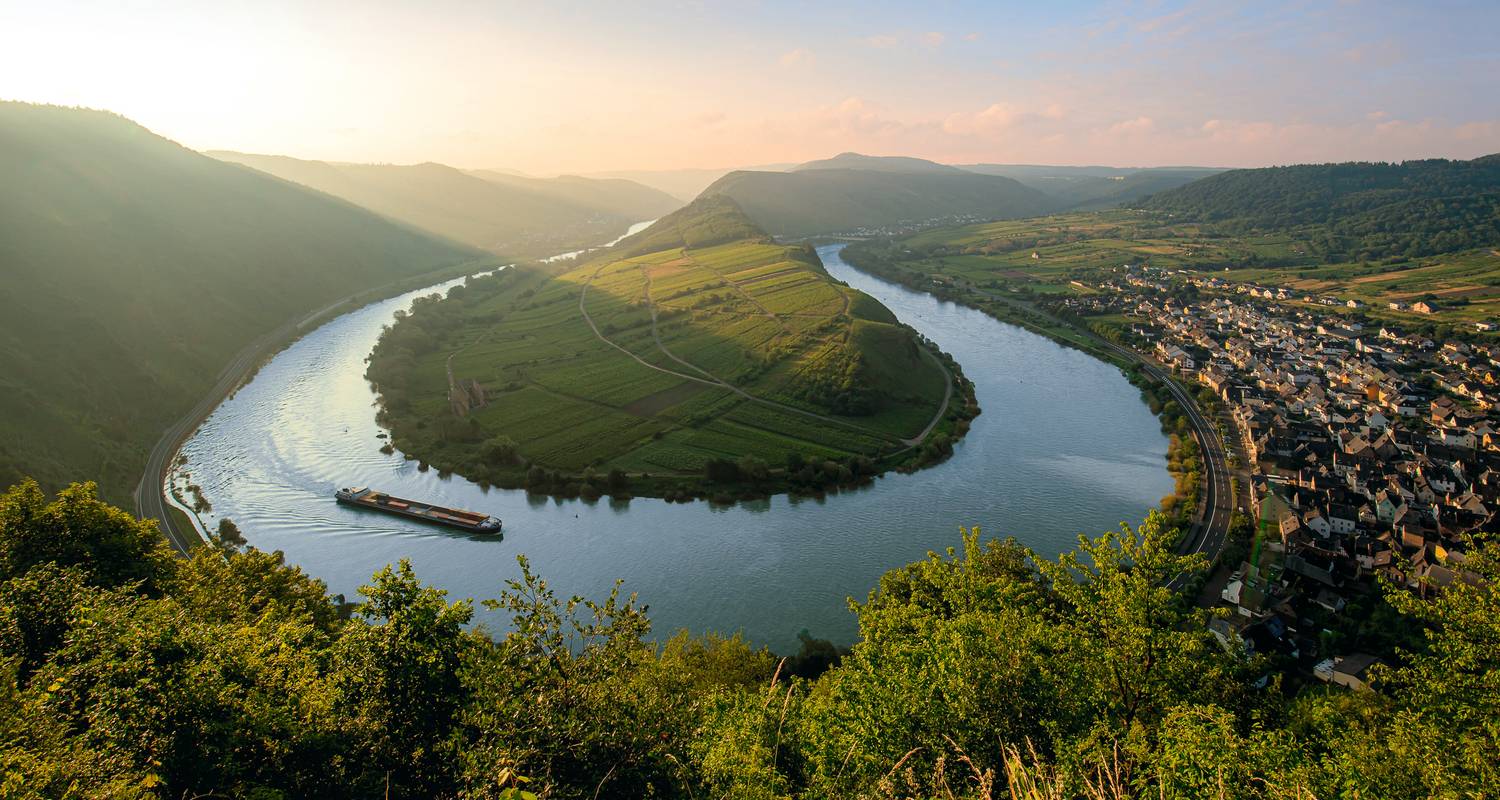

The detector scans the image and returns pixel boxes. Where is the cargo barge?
[335,487,502,534]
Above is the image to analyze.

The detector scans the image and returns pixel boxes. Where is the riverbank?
[839,239,1235,571]
[136,255,501,552]
[364,208,977,503]
[171,242,1172,650]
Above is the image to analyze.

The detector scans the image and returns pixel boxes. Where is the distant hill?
[791,152,966,175]
[212,153,679,256]
[1140,156,1500,259]
[466,170,680,223]
[701,167,1052,238]
[610,194,768,258]
[0,102,479,502]
[583,164,797,203]
[961,164,1222,210]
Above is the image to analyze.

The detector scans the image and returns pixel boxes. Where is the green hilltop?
[212,152,682,257]
[702,161,1052,238]
[962,163,1224,210]
[366,196,968,499]
[1140,155,1500,260]
[0,102,482,503]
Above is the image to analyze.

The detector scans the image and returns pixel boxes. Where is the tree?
[736,455,769,483]
[0,480,176,592]
[331,559,475,798]
[482,435,520,466]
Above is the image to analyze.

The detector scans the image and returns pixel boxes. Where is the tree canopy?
[2,480,1496,798]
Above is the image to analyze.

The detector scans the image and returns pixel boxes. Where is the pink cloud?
[779,48,814,68]
[1106,116,1155,136]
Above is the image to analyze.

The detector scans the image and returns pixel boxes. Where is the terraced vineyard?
[367,198,964,498]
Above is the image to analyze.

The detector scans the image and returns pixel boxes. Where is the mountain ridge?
[0,102,480,502]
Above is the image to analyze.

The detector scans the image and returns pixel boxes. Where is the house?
[1314,653,1385,691]
[1413,301,1437,315]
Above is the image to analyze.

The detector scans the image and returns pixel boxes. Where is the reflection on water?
[177,243,1172,651]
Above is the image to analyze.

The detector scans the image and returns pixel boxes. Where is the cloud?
[943,102,1021,135]
[1107,116,1155,136]
[818,96,907,137]
[963,32,981,42]
[864,34,899,48]
[942,102,1068,136]
[922,31,945,47]
[778,48,814,68]
[1136,7,1191,33]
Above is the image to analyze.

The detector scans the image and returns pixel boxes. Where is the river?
[174,242,1172,651]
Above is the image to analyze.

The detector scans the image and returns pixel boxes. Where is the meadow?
[876,211,1500,331]
[366,201,959,497]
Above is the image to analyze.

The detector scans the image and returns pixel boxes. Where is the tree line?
[1,478,1496,798]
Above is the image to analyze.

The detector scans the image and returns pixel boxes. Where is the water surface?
[177,243,1172,650]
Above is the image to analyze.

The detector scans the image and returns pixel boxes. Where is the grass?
[367,199,960,498]
[870,210,1500,334]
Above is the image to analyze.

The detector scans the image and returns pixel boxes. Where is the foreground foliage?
[1,479,1495,798]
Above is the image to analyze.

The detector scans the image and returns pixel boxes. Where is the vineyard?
[366,198,961,496]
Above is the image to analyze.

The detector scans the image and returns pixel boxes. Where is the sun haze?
[5,0,1497,173]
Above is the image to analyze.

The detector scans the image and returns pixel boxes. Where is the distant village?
[1062,266,1498,691]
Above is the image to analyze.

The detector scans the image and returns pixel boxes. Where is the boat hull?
[334,488,501,534]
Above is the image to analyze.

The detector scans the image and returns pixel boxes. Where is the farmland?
[850,210,1500,333]
[366,197,966,499]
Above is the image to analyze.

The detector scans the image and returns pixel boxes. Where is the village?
[1060,266,1499,690]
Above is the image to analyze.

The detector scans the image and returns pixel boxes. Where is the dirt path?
[900,347,954,447]
[579,264,921,445]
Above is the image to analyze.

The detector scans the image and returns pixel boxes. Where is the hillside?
[365,196,967,498]
[962,163,1222,209]
[466,169,681,221]
[583,163,797,203]
[0,102,480,502]
[1141,155,1500,260]
[211,153,679,256]
[701,168,1052,238]
[791,151,967,174]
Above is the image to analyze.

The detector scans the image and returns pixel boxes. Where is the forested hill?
[0,102,480,502]
[790,151,967,174]
[212,152,681,256]
[1141,155,1500,260]
[963,164,1223,210]
[608,194,770,257]
[701,167,1052,238]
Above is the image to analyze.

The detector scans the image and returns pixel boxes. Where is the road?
[134,263,483,554]
[1096,340,1235,586]
[579,263,952,449]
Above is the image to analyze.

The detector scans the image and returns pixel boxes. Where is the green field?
[368,198,958,497]
[863,211,1500,332]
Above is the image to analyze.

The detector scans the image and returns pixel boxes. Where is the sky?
[3,0,1498,174]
